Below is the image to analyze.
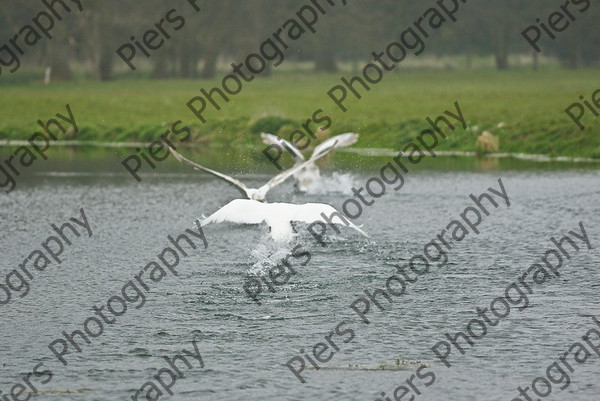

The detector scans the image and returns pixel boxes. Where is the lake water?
[0,149,599,401]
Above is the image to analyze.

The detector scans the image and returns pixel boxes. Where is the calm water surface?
[0,150,599,401]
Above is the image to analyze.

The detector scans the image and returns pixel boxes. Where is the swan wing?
[312,133,359,157]
[201,200,369,242]
[257,139,338,196]
[286,202,370,238]
[261,133,305,163]
[168,146,250,199]
[201,199,268,226]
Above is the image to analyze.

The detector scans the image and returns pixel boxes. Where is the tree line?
[0,0,598,81]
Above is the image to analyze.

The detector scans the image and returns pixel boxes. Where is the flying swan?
[167,141,337,202]
[167,145,368,242]
[201,198,369,242]
[261,132,359,191]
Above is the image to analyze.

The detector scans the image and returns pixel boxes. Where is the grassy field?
[0,69,598,158]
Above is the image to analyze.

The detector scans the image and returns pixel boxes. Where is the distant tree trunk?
[262,63,272,77]
[151,58,170,79]
[494,53,508,70]
[532,51,539,71]
[97,43,114,81]
[87,8,115,81]
[178,37,202,78]
[314,49,337,72]
[47,41,72,80]
[201,48,218,78]
[190,54,199,78]
[570,46,582,69]
[180,49,193,78]
[494,29,510,70]
[44,67,51,84]
[491,9,511,71]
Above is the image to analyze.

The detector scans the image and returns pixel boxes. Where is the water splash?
[304,172,357,195]
[249,238,294,275]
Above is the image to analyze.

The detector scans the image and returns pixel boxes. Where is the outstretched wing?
[201,199,268,226]
[287,202,370,238]
[261,133,305,164]
[312,133,359,158]
[256,139,338,197]
[201,199,369,242]
[168,146,250,199]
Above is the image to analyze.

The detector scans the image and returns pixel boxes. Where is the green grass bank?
[0,69,598,158]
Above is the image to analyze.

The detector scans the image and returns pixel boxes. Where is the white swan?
[167,141,337,202]
[201,199,369,242]
[261,133,359,191]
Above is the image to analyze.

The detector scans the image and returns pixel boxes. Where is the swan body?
[201,199,369,242]
[261,132,359,191]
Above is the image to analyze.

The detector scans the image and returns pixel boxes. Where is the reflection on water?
[474,157,500,170]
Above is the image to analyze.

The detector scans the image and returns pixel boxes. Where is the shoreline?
[1,140,598,164]
[340,148,600,163]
